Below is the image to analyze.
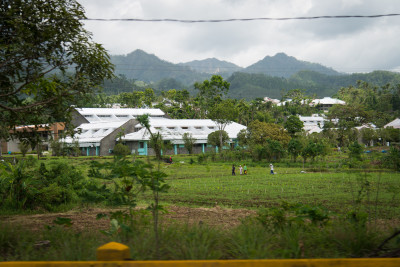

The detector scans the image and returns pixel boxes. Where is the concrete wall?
[99,119,138,156]
[70,109,89,128]
[1,139,7,154]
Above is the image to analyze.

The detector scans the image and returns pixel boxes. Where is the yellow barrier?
[2,259,400,267]
[96,242,131,261]
[1,242,399,266]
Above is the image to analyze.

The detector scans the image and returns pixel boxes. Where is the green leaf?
[53,217,72,227]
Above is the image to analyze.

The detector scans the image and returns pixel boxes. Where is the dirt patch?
[1,206,256,232]
[163,205,256,229]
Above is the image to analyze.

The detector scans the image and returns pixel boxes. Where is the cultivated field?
[137,160,400,220]
[1,154,400,260]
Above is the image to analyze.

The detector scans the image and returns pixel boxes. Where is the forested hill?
[110,50,209,85]
[110,50,340,83]
[179,58,242,76]
[108,50,400,99]
[243,53,341,78]
[227,70,400,99]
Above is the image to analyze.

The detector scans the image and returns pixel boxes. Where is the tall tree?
[137,114,160,160]
[0,0,114,155]
[194,75,230,118]
[284,115,304,137]
[207,130,229,151]
[288,138,303,162]
[246,120,291,147]
[326,104,371,146]
[182,132,196,154]
[208,100,238,150]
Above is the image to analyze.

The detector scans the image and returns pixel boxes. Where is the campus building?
[299,114,325,134]
[64,108,247,156]
[4,123,65,154]
[70,107,167,126]
[63,108,167,156]
[277,97,346,112]
[121,118,246,156]
[384,118,400,129]
[63,119,137,156]
[310,97,346,112]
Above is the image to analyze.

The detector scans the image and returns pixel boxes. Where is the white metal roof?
[277,99,311,106]
[299,115,325,122]
[307,126,323,134]
[123,118,246,144]
[64,121,126,144]
[355,123,377,130]
[263,97,280,104]
[75,108,165,122]
[384,118,400,129]
[311,97,345,105]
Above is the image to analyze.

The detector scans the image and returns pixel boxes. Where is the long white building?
[65,108,246,156]
[122,118,246,155]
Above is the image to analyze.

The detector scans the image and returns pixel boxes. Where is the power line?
[83,13,400,23]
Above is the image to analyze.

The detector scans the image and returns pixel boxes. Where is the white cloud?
[79,0,400,72]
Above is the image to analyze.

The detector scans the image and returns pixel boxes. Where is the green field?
[132,160,400,220]
[1,155,400,260]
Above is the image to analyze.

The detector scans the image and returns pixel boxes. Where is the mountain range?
[109,50,400,99]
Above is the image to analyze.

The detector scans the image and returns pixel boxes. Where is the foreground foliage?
[0,203,399,260]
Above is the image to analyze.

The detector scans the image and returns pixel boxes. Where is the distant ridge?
[110,50,341,83]
[110,50,209,85]
[243,53,341,78]
[179,58,242,76]
[107,49,400,100]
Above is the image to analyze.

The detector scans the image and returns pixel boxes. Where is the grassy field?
[134,161,399,220]
[1,154,400,260]
[2,153,399,219]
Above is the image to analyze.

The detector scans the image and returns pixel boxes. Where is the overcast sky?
[80,0,400,73]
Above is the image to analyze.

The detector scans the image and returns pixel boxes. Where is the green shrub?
[197,153,207,164]
[382,146,400,171]
[226,219,273,259]
[166,224,223,260]
[348,141,363,161]
[18,141,30,157]
[113,143,131,157]
[0,160,87,210]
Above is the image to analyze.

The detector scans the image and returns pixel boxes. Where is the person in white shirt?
[269,164,274,175]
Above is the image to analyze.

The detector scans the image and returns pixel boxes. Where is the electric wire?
[82,13,400,23]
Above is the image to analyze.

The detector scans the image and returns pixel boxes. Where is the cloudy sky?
[80,0,400,73]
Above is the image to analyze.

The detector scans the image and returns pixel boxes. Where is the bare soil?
[1,206,256,232]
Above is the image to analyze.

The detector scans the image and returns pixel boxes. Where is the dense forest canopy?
[86,75,400,131]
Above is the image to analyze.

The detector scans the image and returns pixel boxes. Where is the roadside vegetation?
[1,148,399,260]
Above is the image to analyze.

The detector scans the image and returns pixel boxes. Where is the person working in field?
[239,165,243,175]
[232,164,236,176]
[243,164,247,175]
[269,163,274,175]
